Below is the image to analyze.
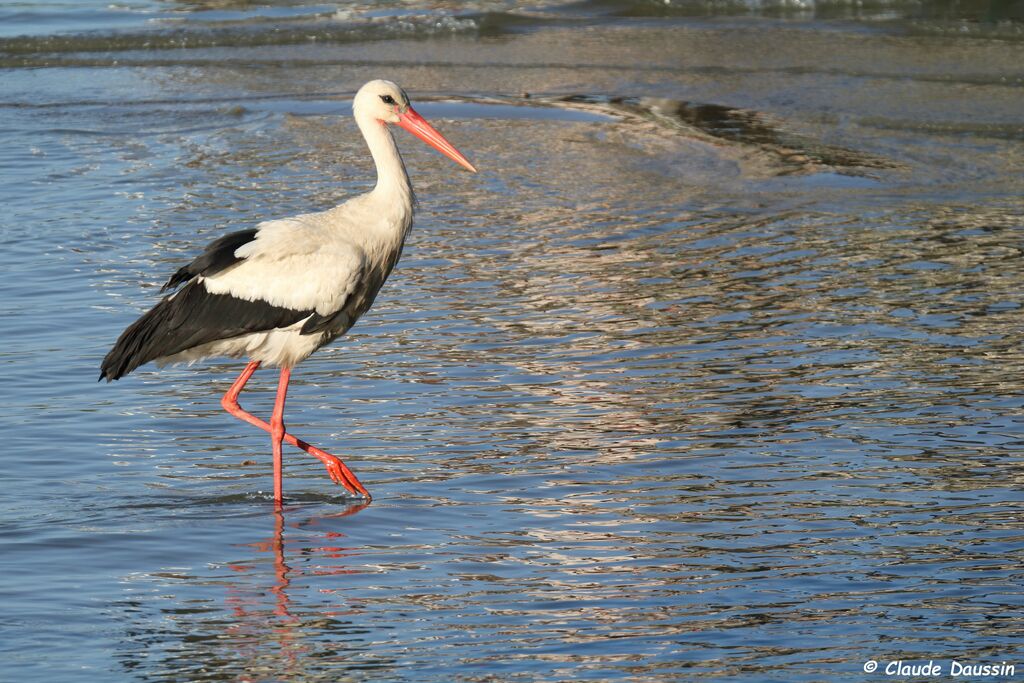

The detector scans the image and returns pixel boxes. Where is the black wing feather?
[100,280,312,381]
[300,309,353,335]
[161,229,258,292]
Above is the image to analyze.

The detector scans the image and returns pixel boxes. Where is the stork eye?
[380,95,396,105]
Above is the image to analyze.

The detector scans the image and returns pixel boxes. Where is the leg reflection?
[270,509,292,619]
[228,500,371,622]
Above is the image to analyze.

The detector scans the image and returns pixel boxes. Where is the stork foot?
[306,448,371,499]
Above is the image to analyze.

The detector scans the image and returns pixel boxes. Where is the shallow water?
[2,1,1023,681]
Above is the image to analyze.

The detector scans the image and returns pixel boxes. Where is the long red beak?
[396,106,477,173]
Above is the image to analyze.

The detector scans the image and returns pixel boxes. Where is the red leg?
[270,368,289,508]
[222,361,263,430]
[220,362,371,499]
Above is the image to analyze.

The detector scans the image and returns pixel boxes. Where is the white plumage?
[190,204,391,367]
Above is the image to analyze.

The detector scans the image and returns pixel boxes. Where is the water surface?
[1,1,1023,681]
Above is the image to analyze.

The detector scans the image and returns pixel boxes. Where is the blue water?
[2,1,1023,681]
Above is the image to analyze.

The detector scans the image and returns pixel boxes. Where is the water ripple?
[2,9,1023,682]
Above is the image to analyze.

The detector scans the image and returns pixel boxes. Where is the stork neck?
[358,115,412,203]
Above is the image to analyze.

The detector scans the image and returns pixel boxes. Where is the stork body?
[101,80,476,506]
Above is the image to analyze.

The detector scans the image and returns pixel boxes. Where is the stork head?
[353,79,477,173]
[354,79,410,124]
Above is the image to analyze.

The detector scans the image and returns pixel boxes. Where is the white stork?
[100,80,476,507]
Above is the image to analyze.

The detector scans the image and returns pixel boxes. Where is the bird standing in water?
[101,80,477,507]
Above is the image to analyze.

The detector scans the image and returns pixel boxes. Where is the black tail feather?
[100,290,186,381]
